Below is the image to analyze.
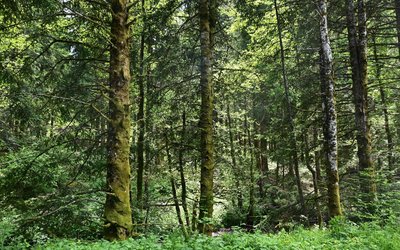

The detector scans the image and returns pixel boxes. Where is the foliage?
[18,221,398,250]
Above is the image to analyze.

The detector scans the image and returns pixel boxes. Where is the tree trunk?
[104,0,133,240]
[166,134,188,238]
[303,134,323,228]
[313,128,323,195]
[256,121,268,199]
[227,104,243,211]
[198,0,215,235]
[393,0,400,175]
[319,0,343,218]
[136,0,146,214]
[191,199,198,232]
[395,0,400,57]
[372,35,394,172]
[275,161,280,186]
[273,0,305,214]
[246,114,255,227]
[179,111,191,228]
[346,0,377,201]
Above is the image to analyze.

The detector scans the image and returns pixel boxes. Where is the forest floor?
[30,219,399,250]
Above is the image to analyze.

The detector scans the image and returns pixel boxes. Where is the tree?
[273,0,305,214]
[318,0,343,218]
[104,0,133,240]
[198,0,215,235]
[346,0,377,202]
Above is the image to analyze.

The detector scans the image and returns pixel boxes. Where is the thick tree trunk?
[346,0,377,201]
[104,0,133,240]
[198,0,215,235]
[273,0,305,214]
[319,0,343,218]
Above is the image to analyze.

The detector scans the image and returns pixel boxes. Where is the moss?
[105,0,133,241]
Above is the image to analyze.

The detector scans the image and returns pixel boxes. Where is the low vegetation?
[32,218,400,250]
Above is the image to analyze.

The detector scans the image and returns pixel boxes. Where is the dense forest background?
[0,0,399,248]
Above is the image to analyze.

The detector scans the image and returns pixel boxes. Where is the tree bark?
[319,0,343,218]
[346,0,377,201]
[198,0,215,235]
[136,0,146,214]
[104,0,133,240]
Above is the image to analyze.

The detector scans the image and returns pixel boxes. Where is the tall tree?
[346,0,377,200]
[318,0,343,218]
[136,0,146,216]
[104,0,133,240]
[198,0,215,235]
[273,0,305,214]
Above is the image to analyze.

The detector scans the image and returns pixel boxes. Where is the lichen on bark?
[319,0,343,218]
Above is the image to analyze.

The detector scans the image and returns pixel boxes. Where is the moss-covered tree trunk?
[198,0,215,235]
[318,0,343,218]
[346,0,376,201]
[104,0,133,241]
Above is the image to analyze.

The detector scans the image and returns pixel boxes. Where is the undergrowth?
[23,217,400,250]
